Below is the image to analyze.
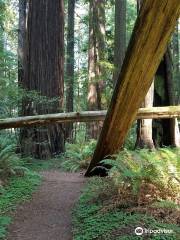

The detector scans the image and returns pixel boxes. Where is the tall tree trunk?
[87,0,106,139]
[20,0,65,159]
[173,23,179,76]
[18,0,27,86]
[172,23,179,104]
[113,0,126,85]
[154,48,180,147]
[65,0,75,142]
[135,0,155,149]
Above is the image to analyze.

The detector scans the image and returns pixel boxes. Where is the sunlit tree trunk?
[87,0,106,139]
[20,0,65,159]
[65,0,75,142]
[113,0,126,85]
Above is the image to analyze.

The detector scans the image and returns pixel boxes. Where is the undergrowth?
[0,135,41,239]
[73,148,180,240]
[61,140,96,172]
[73,178,180,240]
[0,172,41,239]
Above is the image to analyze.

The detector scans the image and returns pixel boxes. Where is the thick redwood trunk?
[20,0,65,159]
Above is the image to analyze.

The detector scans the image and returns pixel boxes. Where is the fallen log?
[85,0,180,176]
[0,106,179,130]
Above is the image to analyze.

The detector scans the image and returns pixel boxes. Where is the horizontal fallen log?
[0,106,179,130]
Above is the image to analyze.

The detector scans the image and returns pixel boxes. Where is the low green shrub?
[102,148,180,206]
[61,140,97,172]
[0,137,27,181]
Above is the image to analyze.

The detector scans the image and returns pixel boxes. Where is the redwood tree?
[154,47,180,147]
[18,0,27,86]
[87,0,106,139]
[113,0,126,85]
[65,0,75,142]
[20,0,65,159]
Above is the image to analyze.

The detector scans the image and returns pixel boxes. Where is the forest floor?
[7,171,85,240]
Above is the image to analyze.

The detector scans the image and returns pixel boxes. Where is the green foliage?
[73,178,180,240]
[61,140,96,172]
[0,136,25,179]
[24,157,64,172]
[0,172,41,239]
[0,216,11,239]
[102,148,180,198]
[0,172,41,214]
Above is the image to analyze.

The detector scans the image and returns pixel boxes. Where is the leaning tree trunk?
[65,0,75,142]
[113,0,126,85]
[135,0,155,149]
[87,0,106,139]
[20,0,65,159]
[86,0,180,176]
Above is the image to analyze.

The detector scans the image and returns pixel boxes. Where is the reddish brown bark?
[20,0,65,159]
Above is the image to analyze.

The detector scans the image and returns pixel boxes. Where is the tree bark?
[135,0,155,149]
[135,82,155,149]
[154,48,180,147]
[87,0,106,139]
[85,0,180,176]
[18,0,27,86]
[172,23,180,105]
[113,0,126,85]
[65,0,75,142]
[20,0,65,159]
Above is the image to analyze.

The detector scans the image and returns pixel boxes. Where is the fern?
[102,148,180,202]
[61,140,97,172]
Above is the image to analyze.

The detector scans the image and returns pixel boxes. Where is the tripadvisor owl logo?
[135,227,144,236]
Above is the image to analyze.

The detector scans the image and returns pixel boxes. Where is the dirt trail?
[7,171,85,240]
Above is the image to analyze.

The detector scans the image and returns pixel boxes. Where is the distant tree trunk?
[65,0,75,142]
[20,0,65,159]
[135,0,155,149]
[172,23,180,104]
[18,0,27,86]
[135,83,155,149]
[113,0,126,85]
[173,23,179,76]
[154,47,180,147]
[87,0,106,139]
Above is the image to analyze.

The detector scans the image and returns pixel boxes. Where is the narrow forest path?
[7,171,85,240]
